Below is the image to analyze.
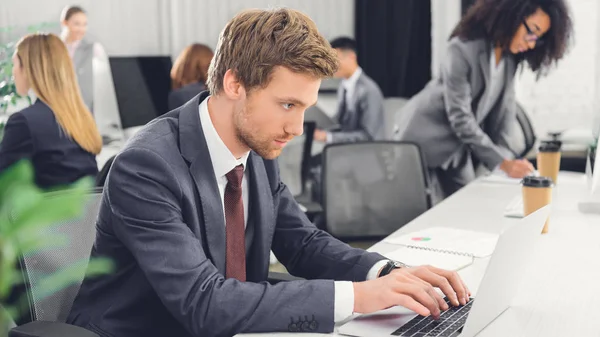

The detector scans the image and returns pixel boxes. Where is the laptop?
[338,205,551,337]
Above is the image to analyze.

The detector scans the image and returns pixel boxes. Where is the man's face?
[333,48,353,78]
[234,66,320,159]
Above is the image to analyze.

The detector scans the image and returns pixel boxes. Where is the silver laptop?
[339,205,551,337]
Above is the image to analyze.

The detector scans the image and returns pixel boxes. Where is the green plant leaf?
[0,161,34,203]
[0,240,18,299]
[16,233,69,256]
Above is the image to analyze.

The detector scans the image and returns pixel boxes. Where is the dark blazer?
[331,72,386,143]
[67,92,385,337]
[0,100,98,189]
[394,38,517,170]
[168,82,206,111]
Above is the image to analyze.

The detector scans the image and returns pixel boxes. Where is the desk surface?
[240,171,600,337]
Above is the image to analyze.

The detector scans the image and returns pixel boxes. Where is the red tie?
[224,164,246,281]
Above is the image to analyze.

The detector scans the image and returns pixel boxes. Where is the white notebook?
[384,246,473,271]
[384,227,499,258]
[480,169,522,185]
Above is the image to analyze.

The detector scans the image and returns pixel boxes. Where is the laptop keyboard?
[391,297,473,337]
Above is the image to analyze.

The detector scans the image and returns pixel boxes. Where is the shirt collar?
[342,67,362,90]
[199,97,249,178]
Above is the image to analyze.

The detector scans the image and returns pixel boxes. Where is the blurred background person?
[314,36,385,144]
[0,33,101,189]
[168,43,214,110]
[394,0,573,202]
[60,5,124,144]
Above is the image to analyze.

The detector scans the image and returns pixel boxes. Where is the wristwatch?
[378,260,407,277]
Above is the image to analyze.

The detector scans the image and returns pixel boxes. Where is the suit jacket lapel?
[245,152,275,282]
[475,45,492,121]
[179,92,227,274]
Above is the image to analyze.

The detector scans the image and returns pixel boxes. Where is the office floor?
[268,240,378,273]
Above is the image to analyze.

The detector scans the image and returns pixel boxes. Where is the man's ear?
[222,69,245,99]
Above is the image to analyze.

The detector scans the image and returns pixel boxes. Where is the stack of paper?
[384,227,499,258]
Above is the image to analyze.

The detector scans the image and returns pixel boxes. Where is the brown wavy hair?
[170,43,214,90]
[207,8,339,95]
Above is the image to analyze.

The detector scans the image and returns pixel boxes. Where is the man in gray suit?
[67,9,469,337]
[314,37,385,143]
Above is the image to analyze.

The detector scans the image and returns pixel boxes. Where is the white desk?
[240,171,600,336]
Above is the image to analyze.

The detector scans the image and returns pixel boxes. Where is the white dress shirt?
[199,97,386,323]
[326,67,363,143]
[199,98,250,226]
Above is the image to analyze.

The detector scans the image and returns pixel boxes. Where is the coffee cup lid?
[522,176,553,188]
[538,140,562,152]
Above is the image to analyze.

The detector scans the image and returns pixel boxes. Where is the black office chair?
[321,141,432,240]
[515,102,537,158]
[95,155,116,188]
[8,190,104,337]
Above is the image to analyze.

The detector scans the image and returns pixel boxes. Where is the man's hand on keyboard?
[352,266,471,319]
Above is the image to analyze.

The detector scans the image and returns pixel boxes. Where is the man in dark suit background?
[313,37,385,143]
[67,8,469,337]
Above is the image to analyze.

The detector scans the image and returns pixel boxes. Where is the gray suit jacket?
[330,72,385,143]
[394,38,517,169]
[72,39,94,111]
[168,82,206,111]
[67,92,385,337]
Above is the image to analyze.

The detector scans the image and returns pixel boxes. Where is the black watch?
[378,260,406,277]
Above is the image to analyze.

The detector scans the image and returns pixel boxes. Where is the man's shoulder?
[357,72,384,99]
[123,110,182,156]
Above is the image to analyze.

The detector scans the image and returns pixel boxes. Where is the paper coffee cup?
[537,141,562,184]
[522,176,553,234]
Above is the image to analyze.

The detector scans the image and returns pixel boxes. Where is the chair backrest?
[515,102,537,158]
[277,122,316,197]
[18,191,103,323]
[383,97,408,139]
[96,154,116,187]
[322,141,431,239]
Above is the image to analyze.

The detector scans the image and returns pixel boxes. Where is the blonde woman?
[0,33,101,188]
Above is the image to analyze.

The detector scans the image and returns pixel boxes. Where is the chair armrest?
[267,271,305,285]
[325,124,342,132]
[9,321,99,337]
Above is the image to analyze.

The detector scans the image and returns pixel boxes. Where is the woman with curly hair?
[395,0,573,201]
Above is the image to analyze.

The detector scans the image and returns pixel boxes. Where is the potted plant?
[0,160,113,335]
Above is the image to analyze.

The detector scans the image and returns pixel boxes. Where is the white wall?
[515,0,600,139]
[430,0,461,78]
[0,0,354,58]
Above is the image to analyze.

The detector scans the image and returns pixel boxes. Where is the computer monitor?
[578,134,600,214]
[109,56,172,129]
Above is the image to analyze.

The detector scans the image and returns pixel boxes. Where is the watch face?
[394,261,406,268]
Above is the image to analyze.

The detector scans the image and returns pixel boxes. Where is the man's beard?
[234,105,286,160]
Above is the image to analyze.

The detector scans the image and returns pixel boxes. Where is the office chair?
[383,97,408,139]
[5,189,302,337]
[8,190,104,337]
[321,141,431,240]
[515,102,537,158]
[96,155,116,188]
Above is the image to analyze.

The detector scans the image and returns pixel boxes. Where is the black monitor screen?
[109,56,172,128]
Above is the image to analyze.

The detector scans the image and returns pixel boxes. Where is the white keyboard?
[504,195,524,218]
